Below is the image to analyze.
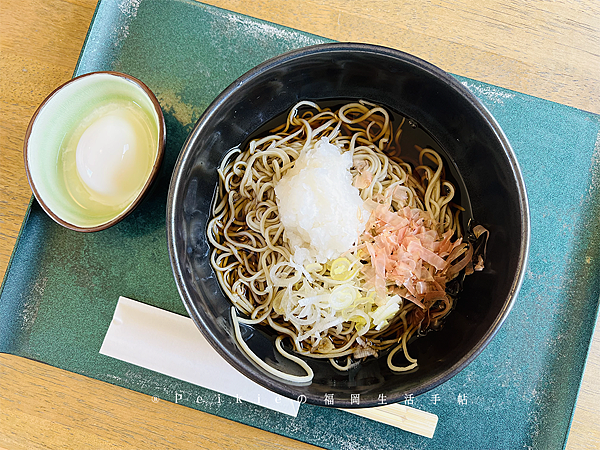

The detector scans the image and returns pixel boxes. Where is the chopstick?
[340,404,438,438]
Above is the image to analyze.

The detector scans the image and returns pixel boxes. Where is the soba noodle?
[207,100,483,382]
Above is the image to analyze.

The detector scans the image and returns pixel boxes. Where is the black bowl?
[167,43,530,408]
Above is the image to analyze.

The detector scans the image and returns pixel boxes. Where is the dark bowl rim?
[166,42,531,407]
[23,70,166,233]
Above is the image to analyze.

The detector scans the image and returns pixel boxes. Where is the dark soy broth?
[219,99,478,372]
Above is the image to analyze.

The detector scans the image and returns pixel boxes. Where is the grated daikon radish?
[274,137,367,266]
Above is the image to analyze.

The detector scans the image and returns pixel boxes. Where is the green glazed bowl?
[24,71,165,232]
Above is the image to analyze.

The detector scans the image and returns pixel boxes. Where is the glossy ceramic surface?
[167,42,530,407]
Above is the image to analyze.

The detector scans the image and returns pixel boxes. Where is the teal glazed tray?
[2,0,600,449]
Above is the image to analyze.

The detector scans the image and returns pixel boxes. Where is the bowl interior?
[168,44,529,407]
[25,72,164,230]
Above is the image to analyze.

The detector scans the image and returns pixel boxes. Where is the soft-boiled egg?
[58,100,158,213]
[75,108,152,205]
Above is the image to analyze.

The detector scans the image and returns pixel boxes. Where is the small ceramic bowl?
[24,71,165,232]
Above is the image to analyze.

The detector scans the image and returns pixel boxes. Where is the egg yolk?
[75,112,150,205]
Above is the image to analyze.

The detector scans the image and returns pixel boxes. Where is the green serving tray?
[2,1,599,448]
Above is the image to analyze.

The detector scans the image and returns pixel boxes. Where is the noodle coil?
[207,100,484,381]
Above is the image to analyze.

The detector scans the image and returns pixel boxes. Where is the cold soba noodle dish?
[207,100,487,383]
